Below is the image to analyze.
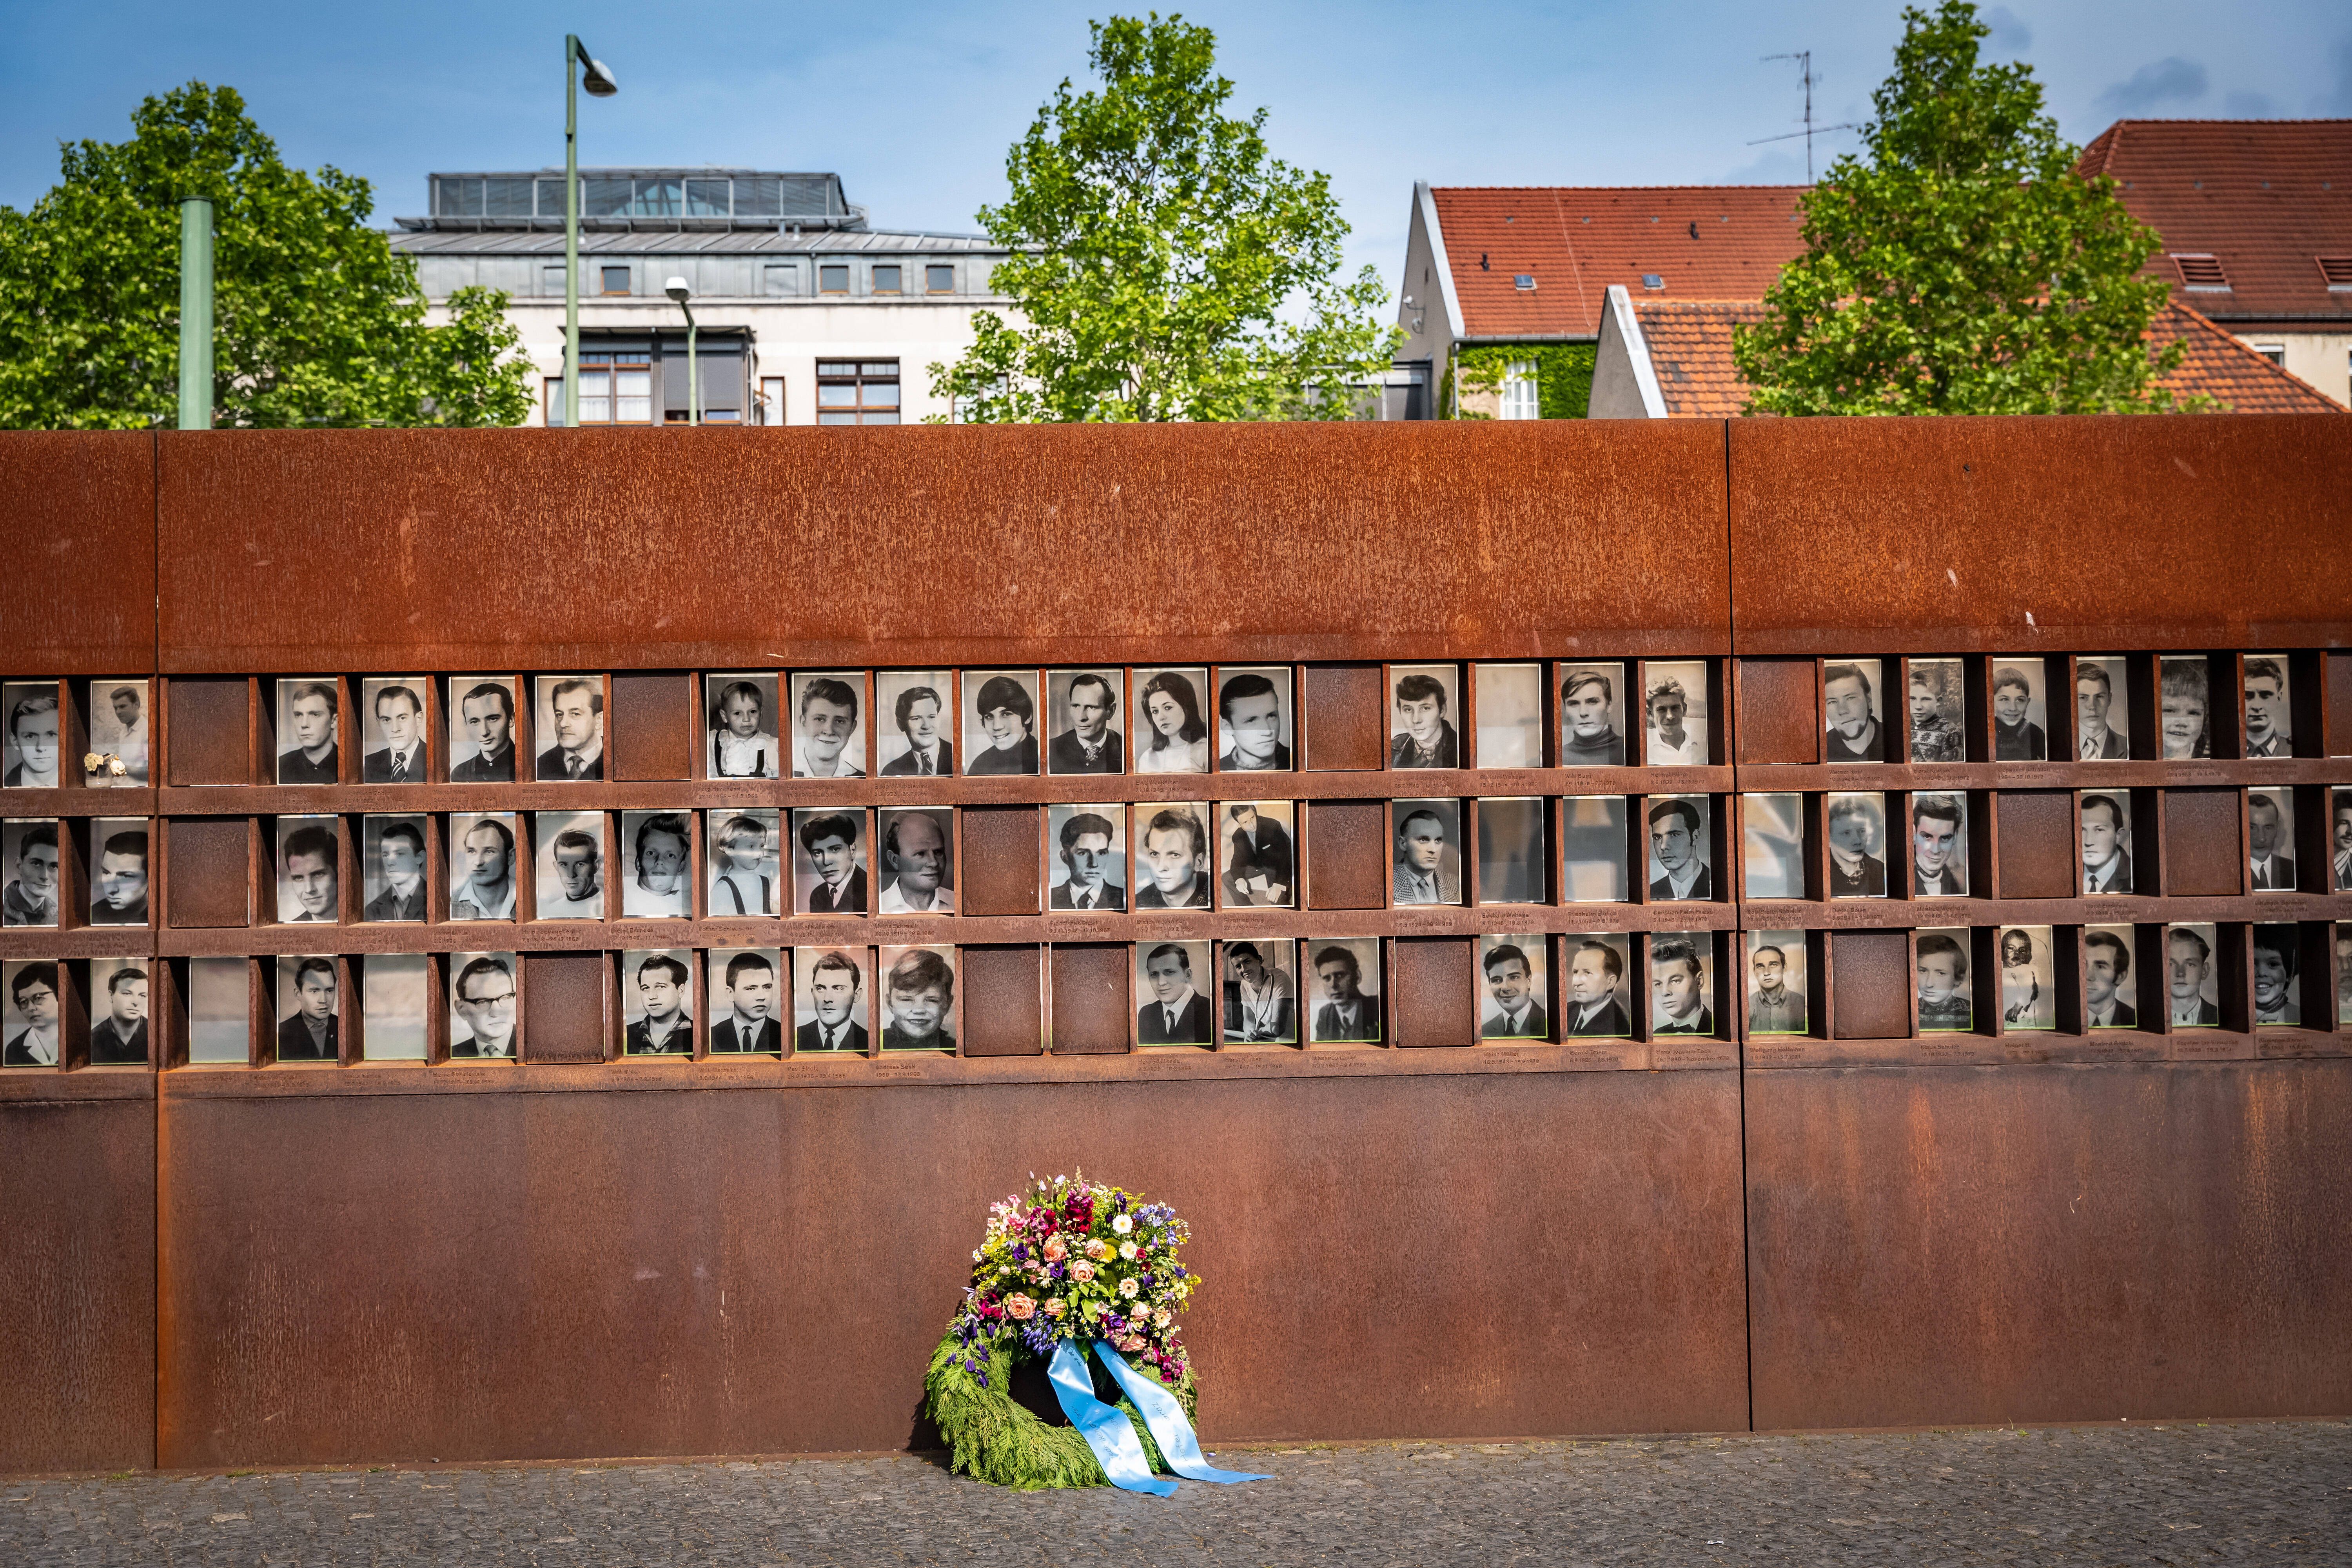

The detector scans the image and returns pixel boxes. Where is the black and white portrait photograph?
[793,808,868,915]
[187,956,249,1064]
[1910,793,1969,897]
[2254,924,2301,1027]
[621,950,695,1056]
[1906,659,1965,763]
[2243,657,2292,759]
[2085,924,2138,1029]
[1221,940,1297,1045]
[879,944,957,1050]
[1822,660,1885,763]
[1306,938,1382,1044]
[448,813,518,922]
[361,814,429,922]
[1478,935,1548,1041]
[2079,791,2134,895]
[2334,789,2352,893]
[1561,935,1633,1038]
[360,678,429,783]
[1219,801,1295,909]
[1645,795,1712,901]
[1135,940,1214,1046]
[791,672,867,779]
[448,953,519,1059]
[534,811,605,920]
[534,675,606,781]
[1826,792,1889,899]
[88,958,149,1065]
[1132,803,1212,909]
[1388,664,1461,769]
[2249,788,2297,891]
[1744,931,1807,1036]
[447,677,520,783]
[1215,667,1293,773]
[707,949,785,1054]
[276,678,342,785]
[1049,805,1127,912]
[2164,924,2222,1028]
[274,954,341,1062]
[1650,934,1715,1036]
[1561,795,1629,902]
[877,671,955,777]
[2160,657,2210,760]
[273,817,338,924]
[1392,799,1464,906]
[793,947,871,1053]
[4,960,61,1067]
[90,818,149,926]
[1046,670,1125,775]
[1642,662,1710,766]
[362,953,430,1061]
[706,673,781,779]
[1474,663,1543,769]
[875,807,954,914]
[2,819,60,927]
[621,811,694,919]
[2074,657,2130,760]
[1132,667,1212,774]
[1476,797,1546,904]
[2,684,60,788]
[87,679,149,786]
[707,809,780,918]
[1556,663,1627,768]
[2000,926,2055,1031]
[1993,660,2049,761]
[1740,793,1805,900]
[1916,930,1973,1032]
[962,670,1040,777]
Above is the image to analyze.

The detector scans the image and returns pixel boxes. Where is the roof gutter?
[1453,333,1601,345]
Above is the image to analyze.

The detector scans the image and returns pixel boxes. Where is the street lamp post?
[665,276,699,426]
[563,34,619,429]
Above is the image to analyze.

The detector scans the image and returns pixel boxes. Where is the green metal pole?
[177,198,213,430]
[687,310,700,426]
[564,34,581,428]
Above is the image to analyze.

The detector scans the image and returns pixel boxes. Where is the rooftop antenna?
[1749,51,1855,183]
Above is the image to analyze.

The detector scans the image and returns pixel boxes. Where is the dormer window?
[2172,254,2229,291]
[2319,257,2352,292]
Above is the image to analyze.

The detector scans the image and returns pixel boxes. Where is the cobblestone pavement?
[4,1420,2348,1566]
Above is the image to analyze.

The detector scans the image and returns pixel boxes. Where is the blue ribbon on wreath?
[1047,1339,1270,1495]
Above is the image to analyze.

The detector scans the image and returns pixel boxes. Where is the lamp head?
[664,276,692,304]
[579,52,619,96]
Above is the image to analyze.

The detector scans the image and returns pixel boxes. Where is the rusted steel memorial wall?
[0,417,2346,1472]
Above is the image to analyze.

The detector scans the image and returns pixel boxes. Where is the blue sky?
[3,0,2346,294]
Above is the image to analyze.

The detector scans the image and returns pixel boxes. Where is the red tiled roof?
[1430,186,1806,338]
[2077,119,2352,326]
[1628,298,2342,417]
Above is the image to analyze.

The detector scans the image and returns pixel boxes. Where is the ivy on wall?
[1443,343,1597,420]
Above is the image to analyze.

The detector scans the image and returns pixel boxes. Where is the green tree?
[932,14,1396,423]
[1733,1,2194,415]
[0,82,531,429]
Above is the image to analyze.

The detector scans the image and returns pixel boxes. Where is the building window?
[1499,359,1539,421]
[763,264,800,297]
[2171,253,2229,291]
[683,178,730,217]
[543,264,566,297]
[577,348,655,425]
[873,264,902,294]
[599,265,631,296]
[2321,257,2352,290]
[759,376,787,425]
[819,264,849,294]
[927,264,956,294]
[543,377,563,425]
[817,360,900,425]
[2253,343,2286,367]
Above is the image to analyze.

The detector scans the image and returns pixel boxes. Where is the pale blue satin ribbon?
[1046,1339,1271,1494]
[1091,1340,1270,1486]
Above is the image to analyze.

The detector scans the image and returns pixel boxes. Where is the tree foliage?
[0,82,530,429]
[1733,1,2195,416]
[932,14,1397,423]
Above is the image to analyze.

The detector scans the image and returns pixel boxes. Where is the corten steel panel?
[0,1097,156,1471]
[523,953,606,1063]
[166,817,251,929]
[151,423,1730,671]
[2,432,156,677]
[959,805,1042,916]
[610,672,691,781]
[1736,658,1818,765]
[960,945,1044,1056]
[1728,416,2352,653]
[1746,1061,2352,1429]
[164,677,250,786]
[1049,945,1129,1054]
[1393,936,1475,1047]
[2327,653,2350,756]
[1303,664,1385,772]
[2165,788,2244,897]
[1995,791,2075,900]
[155,1068,1747,1466]
[1830,930,1911,1040]
[1306,800,1388,910]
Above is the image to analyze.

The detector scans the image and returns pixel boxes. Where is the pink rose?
[1005,1294,1036,1320]
[1071,1260,1096,1283]
[1044,1297,1067,1318]
[1084,1239,1109,1261]
[1043,1236,1069,1261]
[1119,1334,1147,1353]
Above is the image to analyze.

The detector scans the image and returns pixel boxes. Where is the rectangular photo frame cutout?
[2162,923,2222,1029]
[1644,795,1714,902]
[1132,802,1212,910]
[1650,932,1716,1037]
[448,675,521,782]
[2078,789,2135,896]
[87,678,151,786]
[793,946,872,1054]
[2073,656,2130,761]
[1741,793,1806,900]
[708,808,781,918]
[1304,938,1382,1044]
[1049,804,1128,912]
[187,955,249,1064]
[1991,658,2051,761]
[1214,666,1294,773]
[361,814,430,922]
[1392,799,1465,907]
[2253,924,2301,1027]
[2158,656,2213,760]
[2248,787,2296,891]
[1474,663,1544,769]
[534,811,606,920]
[2242,655,2292,759]
[620,949,695,1056]
[362,953,430,1061]
[878,944,958,1051]
[272,816,338,926]
[2,819,61,927]
[707,948,785,1054]
[961,670,1040,777]
[448,813,519,922]
[1387,664,1462,769]
[875,806,954,914]
[274,677,342,785]
[1909,792,1969,897]
[2085,924,2140,1029]
[1220,938,1298,1045]
[448,951,519,1059]
[1217,800,1296,909]
[876,670,955,776]
[1132,667,1213,775]
[1998,925,2056,1032]
[1642,661,1710,766]
[359,677,430,783]
[1046,669,1127,775]
[1822,659,1886,763]
[1557,662,1629,768]
[792,806,869,915]
[1825,791,1890,899]
[1744,930,1808,1035]
[533,674,607,781]
[1135,939,1215,1046]
[2,683,61,789]
[88,956,150,1065]
[2,958,62,1066]
[1905,658,1965,763]
[1475,797,1546,905]
[1562,795,1630,903]
[1477,934,1549,1041]
[620,811,695,919]
[1561,933,1635,1038]
[789,670,867,779]
[1916,929,1974,1033]
[274,953,342,1062]
[707,671,782,779]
